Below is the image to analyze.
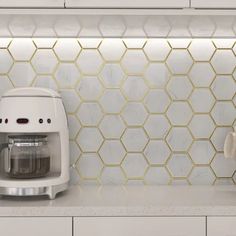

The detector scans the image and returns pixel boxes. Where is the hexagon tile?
[1,38,236,186]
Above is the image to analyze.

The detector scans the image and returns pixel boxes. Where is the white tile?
[211,76,236,100]
[211,127,234,152]
[189,62,215,87]
[9,62,35,87]
[144,140,171,165]
[144,167,170,185]
[54,16,81,37]
[190,89,215,113]
[167,76,193,100]
[144,89,170,113]
[144,39,171,61]
[166,102,192,126]
[79,38,102,49]
[0,49,13,73]
[100,64,125,88]
[99,16,126,37]
[54,39,81,61]
[145,63,170,89]
[33,75,58,90]
[166,127,193,152]
[69,167,81,185]
[144,16,170,37]
[122,153,148,179]
[189,141,215,165]
[121,102,148,126]
[0,76,13,97]
[168,39,191,48]
[121,50,148,75]
[99,89,125,114]
[77,153,103,179]
[77,102,103,126]
[99,39,126,61]
[121,128,148,152]
[77,49,103,75]
[31,49,58,74]
[99,140,126,165]
[69,141,81,166]
[211,50,236,74]
[214,178,234,186]
[211,102,236,125]
[60,89,81,114]
[0,38,12,48]
[189,39,215,61]
[167,154,193,178]
[189,167,216,185]
[68,115,81,140]
[144,115,170,139]
[166,50,193,74]
[77,76,103,101]
[122,76,148,101]
[189,114,215,139]
[99,115,125,139]
[9,38,36,61]
[33,38,56,48]
[55,63,80,89]
[211,153,236,177]
[213,39,235,49]
[123,39,146,48]
[77,128,103,152]
[100,167,126,185]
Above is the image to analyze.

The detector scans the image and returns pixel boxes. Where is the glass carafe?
[0,135,50,179]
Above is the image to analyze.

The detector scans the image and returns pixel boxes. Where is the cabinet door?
[192,0,236,8]
[66,0,189,9]
[74,217,205,236]
[0,0,64,8]
[208,217,236,236]
[0,217,72,236]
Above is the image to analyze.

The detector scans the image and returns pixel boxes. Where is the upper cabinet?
[192,0,236,8]
[65,0,190,9]
[0,0,64,8]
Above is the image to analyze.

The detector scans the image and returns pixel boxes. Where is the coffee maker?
[0,88,69,199]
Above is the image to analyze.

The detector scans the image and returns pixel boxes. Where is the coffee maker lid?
[2,88,61,98]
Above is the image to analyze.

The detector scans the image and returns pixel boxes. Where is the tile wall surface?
[0,38,235,185]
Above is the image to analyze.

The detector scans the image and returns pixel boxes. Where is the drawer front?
[65,0,189,8]
[0,0,64,8]
[208,217,236,236]
[192,0,236,8]
[74,217,205,236]
[0,217,72,236]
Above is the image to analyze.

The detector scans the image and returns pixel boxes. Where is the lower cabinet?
[74,217,206,236]
[0,217,72,236]
[208,217,236,236]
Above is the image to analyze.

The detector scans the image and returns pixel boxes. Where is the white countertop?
[0,186,236,216]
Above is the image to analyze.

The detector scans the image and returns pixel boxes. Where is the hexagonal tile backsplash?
[0,38,236,185]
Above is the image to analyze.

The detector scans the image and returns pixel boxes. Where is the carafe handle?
[0,143,12,173]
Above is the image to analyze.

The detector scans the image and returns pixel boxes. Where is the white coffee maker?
[0,88,69,199]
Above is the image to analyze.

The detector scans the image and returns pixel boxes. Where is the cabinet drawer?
[0,217,72,236]
[192,0,236,8]
[74,217,205,236]
[65,0,189,9]
[208,217,236,236]
[0,0,64,8]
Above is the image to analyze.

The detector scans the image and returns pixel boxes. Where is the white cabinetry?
[192,0,236,8]
[0,217,72,236]
[65,0,189,9]
[208,217,236,236]
[74,217,205,236]
[0,0,64,8]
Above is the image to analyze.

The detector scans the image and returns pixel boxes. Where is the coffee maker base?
[0,182,68,200]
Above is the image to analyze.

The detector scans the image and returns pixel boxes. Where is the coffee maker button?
[0,119,2,123]
[39,119,43,124]
[47,119,51,124]
[5,119,8,124]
